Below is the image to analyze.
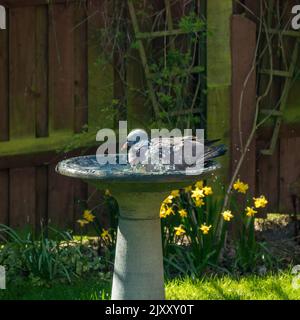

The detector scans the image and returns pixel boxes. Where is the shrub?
[0,225,111,286]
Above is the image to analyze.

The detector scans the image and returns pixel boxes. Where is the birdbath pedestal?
[111,191,167,300]
[56,155,219,300]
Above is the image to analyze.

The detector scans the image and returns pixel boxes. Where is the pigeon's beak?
[121,142,128,152]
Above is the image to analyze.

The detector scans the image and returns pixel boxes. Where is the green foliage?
[84,4,207,132]
[159,180,276,278]
[0,225,111,287]
[231,203,276,273]
[179,12,206,33]
[0,183,278,288]
[160,184,229,278]
[148,46,205,128]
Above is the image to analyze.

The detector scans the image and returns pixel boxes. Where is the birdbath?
[56,155,219,300]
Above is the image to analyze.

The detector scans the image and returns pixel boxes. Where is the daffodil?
[253,195,268,208]
[83,210,95,222]
[203,186,213,196]
[194,198,205,207]
[233,179,249,194]
[165,206,175,216]
[174,225,186,236]
[195,181,204,189]
[105,189,111,197]
[179,209,188,218]
[163,195,174,204]
[101,229,112,241]
[160,205,167,218]
[222,210,234,221]
[191,188,205,201]
[171,190,180,198]
[77,219,89,227]
[184,185,193,193]
[200,224,212,235]
[245,206,257,217]
[160,204,174,218]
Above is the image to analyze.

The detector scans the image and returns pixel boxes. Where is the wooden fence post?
[206,0,232,187]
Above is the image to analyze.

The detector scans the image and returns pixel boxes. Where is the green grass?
[166,272,300,300]
[0,278,111,300]
[0,271,299,300]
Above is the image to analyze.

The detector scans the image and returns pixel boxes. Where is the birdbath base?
[112,192,168,300]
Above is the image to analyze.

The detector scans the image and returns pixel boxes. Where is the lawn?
[0,271,299,300]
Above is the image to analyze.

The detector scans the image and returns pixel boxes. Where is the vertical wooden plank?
[280,137,300,212]
[206,0,232,183]
[88,0,114,130]
[281,0,300,127]
[48,164,74,229]
[9,7,36,139]
[231,15,256,195]
[8,7,38,230]
[35,166,48,232]
[0,171,9,225]
[126,0,152,129]
[49,3,74,133]
[9,168,36,230]
[113,0,127,124]
[278,0,300,213]
[0,5,9,226]
[257,141,280,212]
[74,5,88,133]
[0,7,8,142]
[36,5,49,138]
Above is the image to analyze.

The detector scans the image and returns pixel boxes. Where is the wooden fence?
[232,0,300,213]
[0,0,300,232]
[0,0,200,231]
[0,0,118,231]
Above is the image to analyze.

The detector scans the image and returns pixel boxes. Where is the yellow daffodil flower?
[200,224,212,235]
[160,205,167,218]
[163,195,174,204]
[245,206,258,217]
[191,188,205,201]
[184,185,193,193]
[253,195,268,208]
[165,207,175,216]
[77,219,89,227]
[222,210,234,221]
[171,190,180,198]
[194,198,205,207]
[233,179,249,194]
[83,210,95,222]
[105,189,111,196]
[203,186,213,196]
[179,209,188,218]
[174,225,186,236]
[101,229,112,241]
[195,181,204,189]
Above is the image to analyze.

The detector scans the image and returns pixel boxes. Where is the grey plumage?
[125,129,226,172]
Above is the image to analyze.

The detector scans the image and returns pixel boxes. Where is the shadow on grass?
[271,282,290,300]
[209,281,242,300]
[0,278,112,300]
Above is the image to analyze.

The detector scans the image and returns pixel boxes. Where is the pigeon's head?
[121,129,148,151]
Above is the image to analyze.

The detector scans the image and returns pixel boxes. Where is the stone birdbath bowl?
[56,155,220,300]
